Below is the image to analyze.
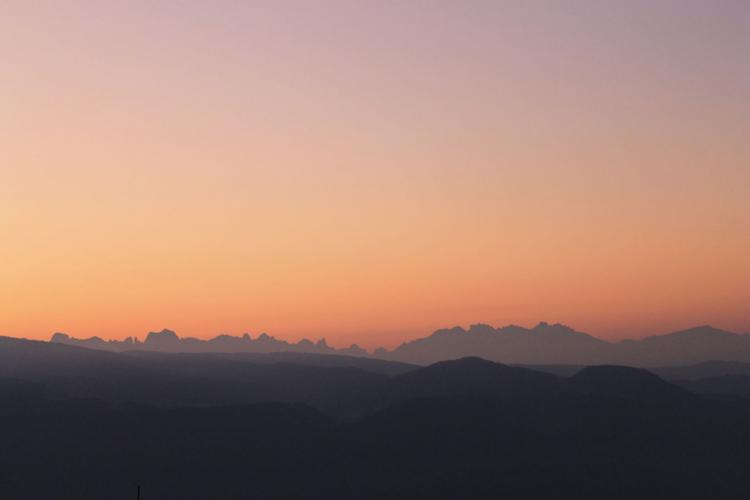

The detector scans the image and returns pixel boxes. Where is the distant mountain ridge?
[47,322,750,367]
[50,328,368,357]
[382,323,750,367]
[383,322,609,365]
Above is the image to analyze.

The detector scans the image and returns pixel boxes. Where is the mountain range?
[50,329,369,356]
[4,335,750,498]
[49,322,750,367]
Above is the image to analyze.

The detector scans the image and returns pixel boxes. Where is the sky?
[1,1,748,348]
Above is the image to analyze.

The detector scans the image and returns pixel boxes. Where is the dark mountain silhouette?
[380,322,610,365]
[610,325,750,366]
[569,365,692,403]
[3,360,749,498]
[51,328,371,358]
[388,356,563,401]
[378,323,750,367]
[12,334,748,415]
[11,334,750,414]
[0,335,415,416]
[3,335,415,376]
[509,359,750,382]
[48,323,750,367]
[5,334,750,498]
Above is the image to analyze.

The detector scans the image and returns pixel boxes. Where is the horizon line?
[15,321,747,353]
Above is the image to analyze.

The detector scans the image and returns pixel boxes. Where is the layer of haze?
[2,1,748,348]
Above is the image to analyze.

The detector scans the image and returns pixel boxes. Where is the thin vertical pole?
[137,485,141,500]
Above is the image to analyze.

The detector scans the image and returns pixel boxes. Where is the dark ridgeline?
[3,336,750,498]
[380,323,750,366]
[50,323,750,367]
[50,328,369,357]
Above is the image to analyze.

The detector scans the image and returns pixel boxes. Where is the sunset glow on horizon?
[2,1,749,349]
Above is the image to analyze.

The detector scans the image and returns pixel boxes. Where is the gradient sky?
[2,1,749,348]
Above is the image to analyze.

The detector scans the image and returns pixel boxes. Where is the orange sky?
[1,1,748,348]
